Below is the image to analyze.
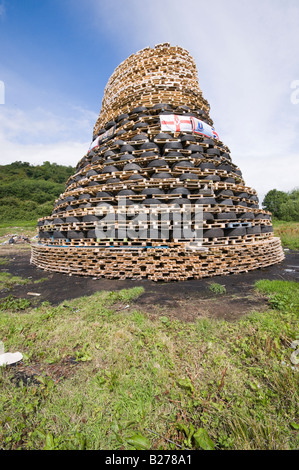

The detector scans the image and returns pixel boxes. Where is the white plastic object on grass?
[0,341,23,366]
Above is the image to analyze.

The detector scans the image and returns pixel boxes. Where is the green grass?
[273,220,299,250]
[0,220,37,228]
[0,281,298,450]
[0,295,31,311]
[0,272,31,290]
[208,282,226,295]
[255,279,299,297]
[255,279,299,315]
[33,277,48,284]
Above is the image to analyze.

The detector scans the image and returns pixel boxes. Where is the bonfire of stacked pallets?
[31,43,284,281]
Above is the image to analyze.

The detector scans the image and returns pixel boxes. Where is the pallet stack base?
[31,237,284,282]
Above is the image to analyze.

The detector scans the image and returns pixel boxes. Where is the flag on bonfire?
[89,135,100,151]
[160,114,219,140]
[88,125,116,152]
[159,114,193,133]
[190,117,219,140]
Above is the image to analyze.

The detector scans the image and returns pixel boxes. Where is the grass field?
[0,280,298,450]
[272,220,299,250]
[0,220,298,450]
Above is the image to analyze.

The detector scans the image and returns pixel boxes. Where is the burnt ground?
[0,244,298,322]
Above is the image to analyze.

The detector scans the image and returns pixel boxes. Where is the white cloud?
[86,0,299,200]
[0,105,97,167]
[0,106,97,143]
[0,138,88,167]
[0,60,99,168]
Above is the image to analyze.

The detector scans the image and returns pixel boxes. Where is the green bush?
[263,188,299,221]
[0,161,75,223]
[0,198,54,222]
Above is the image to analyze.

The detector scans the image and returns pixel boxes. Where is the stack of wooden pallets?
[31,44,284,281]
[94,44,211,133]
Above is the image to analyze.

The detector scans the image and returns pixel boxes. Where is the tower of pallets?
[31,43,284,281]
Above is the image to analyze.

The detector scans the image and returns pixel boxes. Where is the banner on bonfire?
[89,135,101,152]
[88,125,116,152]
[159,114,193,133]
[160,114,219,140]
[190,117,219,140]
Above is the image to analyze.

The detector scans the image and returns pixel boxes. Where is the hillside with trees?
[0,161,298,224]
[0,161,75,223]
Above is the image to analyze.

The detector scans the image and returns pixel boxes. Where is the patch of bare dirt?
[8,356,81,388]
[135,291,269,322]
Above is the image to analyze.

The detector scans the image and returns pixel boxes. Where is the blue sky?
[0,0,298,202]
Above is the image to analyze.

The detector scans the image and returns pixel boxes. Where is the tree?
[262,190,289,218]
[279,199,299,222]
[262,188,299,220]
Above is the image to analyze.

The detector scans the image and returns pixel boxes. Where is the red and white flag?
[159,114,193,133]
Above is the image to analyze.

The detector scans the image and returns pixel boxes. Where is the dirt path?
[0,245,298,322]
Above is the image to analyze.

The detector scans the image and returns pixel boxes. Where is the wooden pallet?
[31,237,284,282]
